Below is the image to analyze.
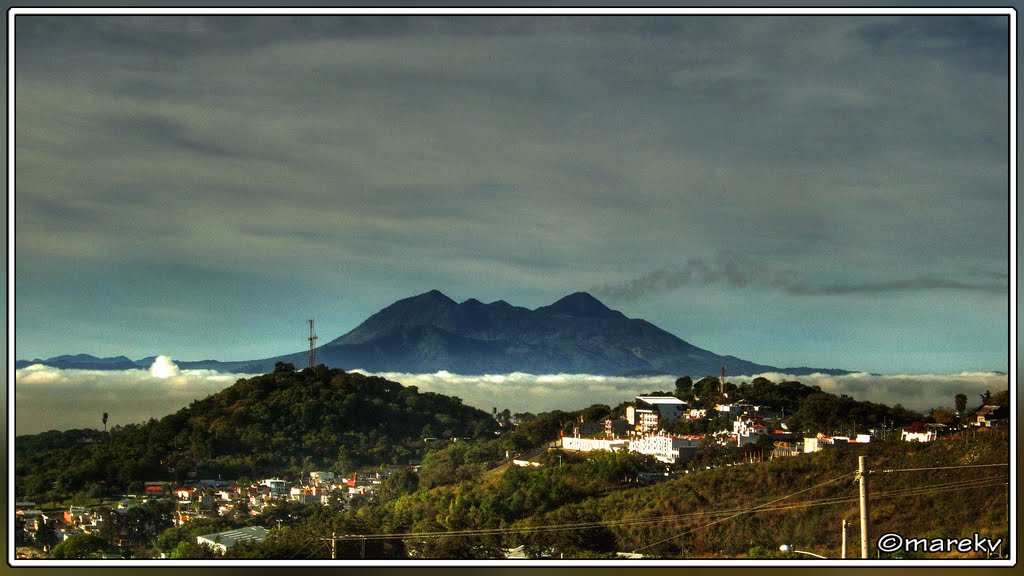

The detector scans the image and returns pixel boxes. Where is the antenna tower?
[307,318,318,368]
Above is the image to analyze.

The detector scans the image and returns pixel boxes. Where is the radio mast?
[307,318,318,368]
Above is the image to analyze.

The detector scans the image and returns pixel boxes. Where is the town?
[14,368,1010,560]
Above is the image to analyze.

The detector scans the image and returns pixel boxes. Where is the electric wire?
[316,471,1008,548]
[632,470,858,552]
[872,463,1009,473]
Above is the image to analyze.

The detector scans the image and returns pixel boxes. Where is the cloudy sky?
[12,11,1011,376]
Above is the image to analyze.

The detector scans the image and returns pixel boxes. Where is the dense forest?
[16,363,501,498]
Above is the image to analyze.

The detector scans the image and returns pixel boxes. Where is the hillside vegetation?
[253,428,1008,559]
[15,364,500,497]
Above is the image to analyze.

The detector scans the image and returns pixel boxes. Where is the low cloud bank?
[14,358,255,436]
[352,369,1009,417]
[14,360,1009,436]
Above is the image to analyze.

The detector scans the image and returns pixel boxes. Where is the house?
[602,417,632,439]
[766,432,802,459]
[504,544,530,559]
[733,416,769,447]
[196,526,269,554]
[804,433,871,452]
[686,408,708,420]
[174,487,197,502]
[309,471,336,485]
[804,434,849,453]
[144,485,165,498]
[901,428,937,442]
[260,478,289,497]
[972,405,1009,427]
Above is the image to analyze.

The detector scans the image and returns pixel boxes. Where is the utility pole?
[331,531,337,559]
[858,456,870,559]
[841,518,848,559]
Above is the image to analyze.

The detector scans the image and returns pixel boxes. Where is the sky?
[11,11,1012,376]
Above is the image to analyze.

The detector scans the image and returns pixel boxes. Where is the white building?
[196,526,269,554]
[627,396,687,433]
[629,434,702,464]
[804,433,872,453]
[901,429,937,442]
[309,471,336,485]
[560,436,629,453]
[733,416,768,447]
[260,479,288,496]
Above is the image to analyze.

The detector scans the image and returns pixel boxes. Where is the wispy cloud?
[591,251,1008,302]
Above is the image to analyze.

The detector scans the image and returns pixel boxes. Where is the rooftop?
[636,396,686,405]
[196,526,269,550]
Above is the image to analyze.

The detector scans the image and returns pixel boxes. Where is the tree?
[693,377,723,409]
[991,389,1010,407]
[675,376,693,398]
[34,521,59,551]
[929,407,956,426]
[170,540,217,559]
[980,390,993,406]
[954,393,968,425]
[51,534,111,559]
[380,468,419,500]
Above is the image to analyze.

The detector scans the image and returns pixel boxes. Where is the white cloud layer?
[353,369,1008,417]
[14,360,1009,436]
[14,360,256,435]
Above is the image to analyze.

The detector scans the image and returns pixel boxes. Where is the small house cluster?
[557,392,1016,466]
[15,468,404,557]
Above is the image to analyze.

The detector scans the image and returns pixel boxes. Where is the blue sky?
[11,11,1011,375]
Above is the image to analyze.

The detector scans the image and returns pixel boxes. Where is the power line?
[873,463,1009,474]
[317,471,1009,552]
[634,471,856,553]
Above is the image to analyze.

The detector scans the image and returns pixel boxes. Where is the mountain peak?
[401,289,457,308]
[536,292,624,319]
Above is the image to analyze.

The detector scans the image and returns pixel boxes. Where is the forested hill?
[15,364,500,495]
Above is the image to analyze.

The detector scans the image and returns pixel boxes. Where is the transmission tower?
[308,318,318,368]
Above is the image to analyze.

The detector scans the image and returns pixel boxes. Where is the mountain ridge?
[17,290,852,377]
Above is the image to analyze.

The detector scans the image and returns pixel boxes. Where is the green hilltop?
[16,363,500,494]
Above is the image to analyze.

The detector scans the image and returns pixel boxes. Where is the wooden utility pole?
[858,456,870,559]
[331,531,336,560]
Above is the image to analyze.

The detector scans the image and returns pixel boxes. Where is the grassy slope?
[529,428,1010,558]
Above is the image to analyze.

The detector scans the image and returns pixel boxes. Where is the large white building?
[629,434,702,464]
[626,396,687,433]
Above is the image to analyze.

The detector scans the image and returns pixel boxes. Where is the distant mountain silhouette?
[236,290,850,376]
[17,290,852,377]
